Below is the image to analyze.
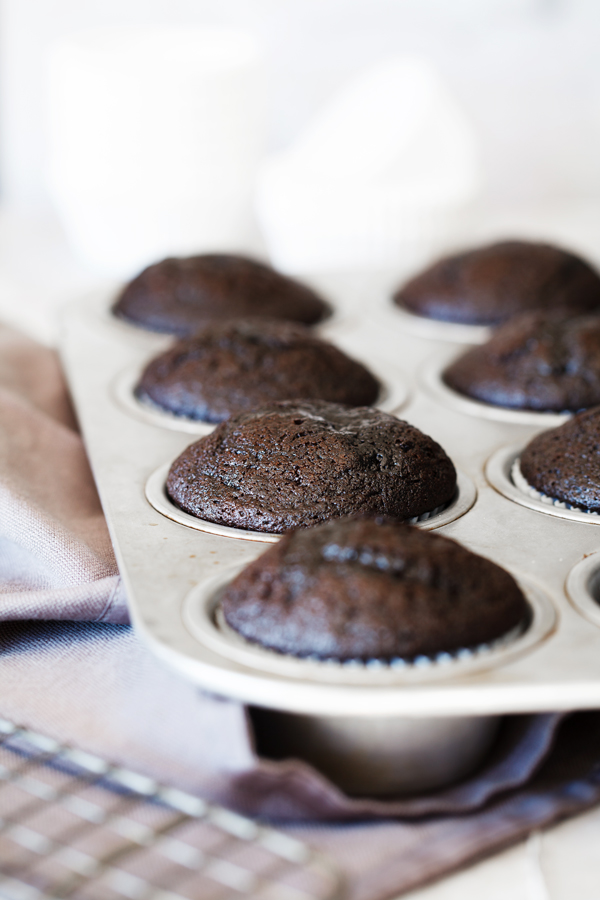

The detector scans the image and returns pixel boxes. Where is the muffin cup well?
[250,709,500,797]
[390,304,491,344]
[182,567,554,686]
[179,566,555,796]
[486,445,600,524]
[566,553,600,629]
[85,289,175,349]
[112,365,217,435]
[420,354,573,426]
[145,463,477,542]
[214,605,526,676]
[113,358,411,434]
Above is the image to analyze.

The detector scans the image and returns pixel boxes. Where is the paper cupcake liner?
[511,459,600,518]
[112,366,216,435]
[215,605,527,673]
[405,501,448,525]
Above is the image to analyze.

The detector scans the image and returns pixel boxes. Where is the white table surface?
[2,203,599,900]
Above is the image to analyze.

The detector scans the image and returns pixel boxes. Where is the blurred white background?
[1,0,600,338]
[2,0,600,209]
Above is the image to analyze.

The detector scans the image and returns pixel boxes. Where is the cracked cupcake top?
[166,400,457,532]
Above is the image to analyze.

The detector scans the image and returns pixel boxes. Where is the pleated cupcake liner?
[511,458,600,518]
[215,605,526,673]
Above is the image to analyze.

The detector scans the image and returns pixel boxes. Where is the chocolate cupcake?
[520,407,600,512]
[166,401,457,532]
[220,517,527,661]
[393,241,600,326]
[113,254,331,335]
[444,311,600,412]
[136,318,380,423]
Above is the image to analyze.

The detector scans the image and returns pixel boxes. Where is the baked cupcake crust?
[113,254,331,335]
[221,517,527,661]
[393,241,600,326]
[166,401,457,532]
[136,318,380,422]
[443,312,600,411]
[520,407,600,511]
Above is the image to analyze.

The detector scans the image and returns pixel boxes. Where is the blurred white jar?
[46,27,266,277]
[256,57,481,277]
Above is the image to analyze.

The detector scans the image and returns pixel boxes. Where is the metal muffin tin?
[59,278,600,796]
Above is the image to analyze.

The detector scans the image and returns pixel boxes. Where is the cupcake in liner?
[144,462,475,546]
[215,603,525,673]
[135,318,380,424]
[511,458,599,517]
[166,400,458,534]
[113,253,331,336]
[219,516,529,666]
[443,311,600,413]
[393,240,600,326]
[517,407,600,515]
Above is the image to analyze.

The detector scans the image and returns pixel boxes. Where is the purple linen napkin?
[0,326,127,623]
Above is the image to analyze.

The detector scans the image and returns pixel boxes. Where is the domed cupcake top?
[221,517,527,661]
[166,400,457,532]
[113,253,331,335]
[520,407,600,512]
[393,240,600,326]
[444,311,600,412]
[136,318,380,422]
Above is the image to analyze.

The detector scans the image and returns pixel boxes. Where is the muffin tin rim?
[485,444,600,525]
[565,552,600,629]
[420,353,573,426]
[388,302,492,344]
[181,564,557,689]
[144,463,478,541]
[111,356,411,435]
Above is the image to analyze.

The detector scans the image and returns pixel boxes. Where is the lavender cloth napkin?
[1,323,600,899]
[0,326,127,624]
